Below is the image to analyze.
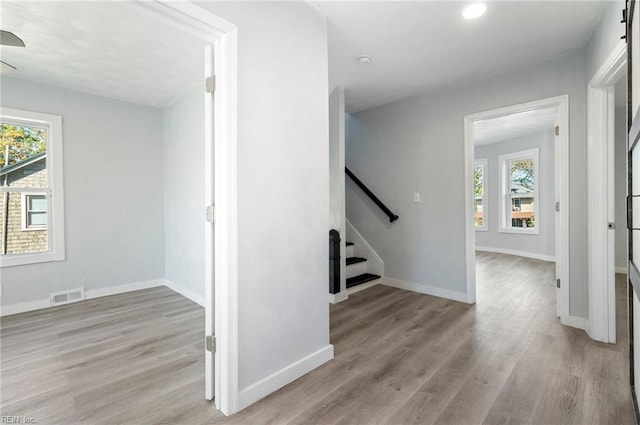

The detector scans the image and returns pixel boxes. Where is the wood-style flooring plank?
[0,253,635,425]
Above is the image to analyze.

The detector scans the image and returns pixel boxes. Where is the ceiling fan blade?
[0,30,25,47]
[0,61,17,73]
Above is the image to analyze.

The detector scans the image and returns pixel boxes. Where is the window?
[22,194,48,230]
[0,107,65,267]
[499,148,539,234]
[474,158,488,231]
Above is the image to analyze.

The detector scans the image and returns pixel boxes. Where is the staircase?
[345,241,381,293]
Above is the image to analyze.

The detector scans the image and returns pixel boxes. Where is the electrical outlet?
[414,192,421,203]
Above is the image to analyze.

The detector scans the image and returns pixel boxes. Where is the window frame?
[474,158,488,231]
[21,193,48,231]
[499,148,539,235]
[0,107,65,267]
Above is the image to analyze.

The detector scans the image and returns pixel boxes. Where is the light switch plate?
[414,192,421,203]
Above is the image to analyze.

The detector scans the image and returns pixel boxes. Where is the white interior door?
[204,44,216,401]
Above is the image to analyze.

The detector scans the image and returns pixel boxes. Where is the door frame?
[135,0,239,415]
[587,39,627,344]
[463,96,570,324]
[626,0,640,418]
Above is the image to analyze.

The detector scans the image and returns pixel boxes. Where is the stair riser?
[346,261,367,279]
[346,245,354,257]
[347,278,381,295]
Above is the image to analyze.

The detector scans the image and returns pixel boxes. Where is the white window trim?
[474,158,488,232]
[499,148,539,235]
[0,107,65,267]
[21,192,48,231]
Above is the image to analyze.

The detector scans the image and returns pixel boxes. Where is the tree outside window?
[474,159,487,230]
[499,148,539,234]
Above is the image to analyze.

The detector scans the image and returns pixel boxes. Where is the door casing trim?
[587,39,627,344]
[463,95,570,326]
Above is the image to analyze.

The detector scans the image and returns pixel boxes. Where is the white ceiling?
[0,1,205,108]
[314,1,608,113]
[0,1,612,111]
[473,107,556,146]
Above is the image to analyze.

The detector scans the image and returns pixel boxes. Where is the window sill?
[0,251,64,268]
[499,227,539,235]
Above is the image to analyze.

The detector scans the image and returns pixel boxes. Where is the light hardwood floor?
[1,252,636,424]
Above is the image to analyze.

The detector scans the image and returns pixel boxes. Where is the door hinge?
[556,278,561,289]
[555,202,560,212]
[205,335,216,353]
[205,76,216,93]
[628,195,633,230]
[555,125,560,136]
[206,205,215,223]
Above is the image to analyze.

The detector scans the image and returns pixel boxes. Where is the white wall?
[615,106,628,271]
[162,86,205,305]
[475,129,555,259]
[346,49,588,317]
[329,88,347,295]
[586,1,626,81]
[0,76,165,306]
[196,1,332,398]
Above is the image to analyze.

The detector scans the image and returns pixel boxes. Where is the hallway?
[1,253,634,424]
[226,252,634,423]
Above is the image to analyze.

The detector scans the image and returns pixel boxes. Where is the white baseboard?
[329,292,349,304]
[616,266,627,275]
[561,315,586,330]
[164,280,205,307]
[237,344,334,412]
[85,279,165,300]
[1,298,51,317]
[1,279,166,317]
[475,246,555,262]
[383,277,469,304]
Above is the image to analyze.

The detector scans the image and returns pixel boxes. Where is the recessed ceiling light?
[462,3,487,20]
[357,55,372,64]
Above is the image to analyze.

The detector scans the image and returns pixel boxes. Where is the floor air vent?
[50,288,85,306]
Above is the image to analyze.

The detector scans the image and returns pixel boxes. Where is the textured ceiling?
[0,1,205,108]
[314,1,609,113]
[474,107,556,146]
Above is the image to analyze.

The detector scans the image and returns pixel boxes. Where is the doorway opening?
[0,0,239,417]
[612,72,628,346]
[134,2,239,413]
[464,96,570,325]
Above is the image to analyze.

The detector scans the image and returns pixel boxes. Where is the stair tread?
[346,242,354,246]
[346,257,367,265]
[346,273,381,288]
